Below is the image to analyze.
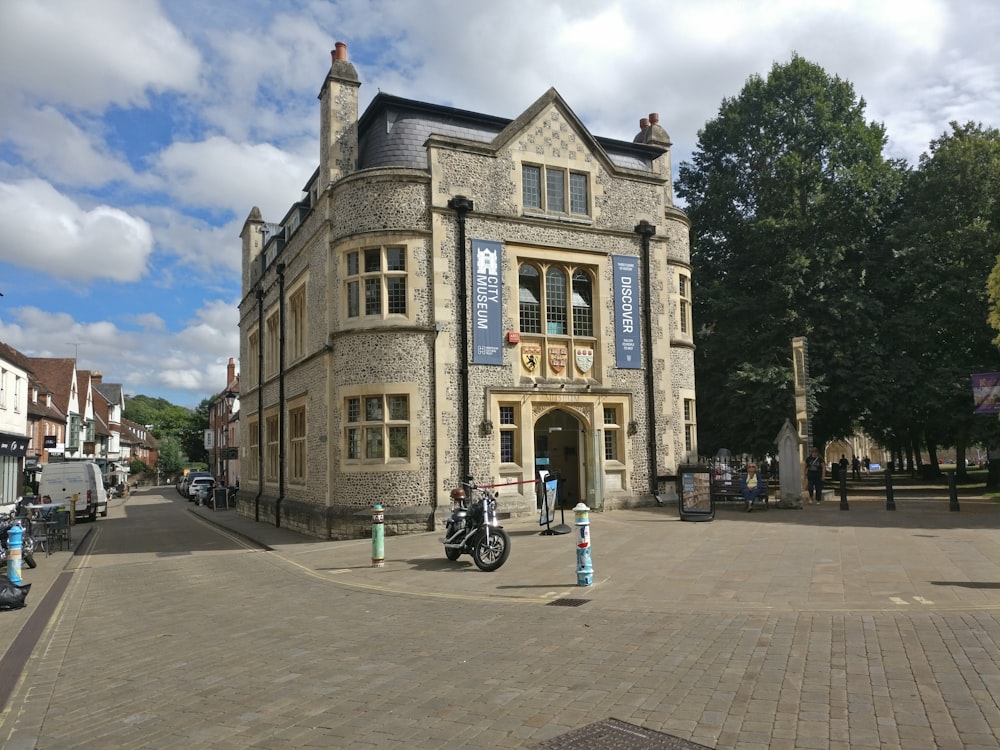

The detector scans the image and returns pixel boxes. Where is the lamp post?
[221,391,237,487]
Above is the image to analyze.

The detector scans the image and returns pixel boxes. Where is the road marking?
[913,596,935,605]
[890,596,910,605]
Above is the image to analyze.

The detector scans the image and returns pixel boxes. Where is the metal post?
[6,522,23,585]
[948,471,960,511]
[574,503,593,586]
[885,467,896,511]
[839,471,849,510]
[371,503,385,567]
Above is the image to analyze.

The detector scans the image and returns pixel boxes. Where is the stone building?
[237,42,695,539]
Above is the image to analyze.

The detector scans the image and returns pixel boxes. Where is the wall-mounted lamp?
[480,420,494,436]
[627,420,639,436]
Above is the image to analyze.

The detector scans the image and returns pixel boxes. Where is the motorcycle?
[0,518,38,570]
[440,481,511,572]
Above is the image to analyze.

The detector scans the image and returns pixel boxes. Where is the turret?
[634,111,674,203]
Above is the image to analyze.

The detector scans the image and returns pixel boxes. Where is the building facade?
[237,43,696,539]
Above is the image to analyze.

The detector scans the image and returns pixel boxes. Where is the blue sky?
[0,0,997,408]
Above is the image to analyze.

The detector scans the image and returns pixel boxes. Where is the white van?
[38,462,109,521]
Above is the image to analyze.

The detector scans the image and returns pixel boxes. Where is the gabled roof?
[94,382,124,408]
[357,90,664,175]
[0,340,31,373]
[26,358,77,415]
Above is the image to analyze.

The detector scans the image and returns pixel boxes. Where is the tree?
[676,54,905,455]
[897,121,1000,478]
[156,436,185,477]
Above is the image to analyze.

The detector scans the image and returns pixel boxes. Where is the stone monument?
[775,419,803,509]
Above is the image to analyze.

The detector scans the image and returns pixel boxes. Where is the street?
[3,485,1000,748]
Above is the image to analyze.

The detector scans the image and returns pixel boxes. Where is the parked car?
[178,472,211,498]
[187,476,215,502]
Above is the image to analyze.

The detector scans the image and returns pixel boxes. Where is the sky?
[0,0,997,408]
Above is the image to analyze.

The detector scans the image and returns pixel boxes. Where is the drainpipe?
[255,285,264,521]
[635,220,664,505]
[447,195,474,484]
[276,262,286,528]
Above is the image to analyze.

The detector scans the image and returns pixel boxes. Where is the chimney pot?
[639,118,650,129]
[333,41,348,62]
[649,112,659,125]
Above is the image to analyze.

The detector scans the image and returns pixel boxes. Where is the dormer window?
[522,165,590,217]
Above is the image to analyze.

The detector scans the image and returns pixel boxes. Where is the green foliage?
[124,394,210,465]
[677,54,905,454]
[156,436,185,476]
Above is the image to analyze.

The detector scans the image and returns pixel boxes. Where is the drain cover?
[533,718,711,749]
[546,598,589,607]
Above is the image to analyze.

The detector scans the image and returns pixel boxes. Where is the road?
[2,484,1000,749]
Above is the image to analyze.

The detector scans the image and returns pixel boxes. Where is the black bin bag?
[0,581,31,610]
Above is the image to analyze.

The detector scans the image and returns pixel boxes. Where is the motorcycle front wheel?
[24,553,36,569]
[472,527,510,572]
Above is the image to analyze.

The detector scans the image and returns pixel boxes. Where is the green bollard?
[372,503,385,567]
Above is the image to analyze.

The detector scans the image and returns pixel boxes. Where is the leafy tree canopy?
[676,54,905,455]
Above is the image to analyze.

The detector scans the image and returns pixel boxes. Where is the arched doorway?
[534,408,586,509]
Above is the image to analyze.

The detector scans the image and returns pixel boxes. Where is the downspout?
[635,220,664,505]
[255,285,264,521]
[276,262,286,528]
[447,195,474,484]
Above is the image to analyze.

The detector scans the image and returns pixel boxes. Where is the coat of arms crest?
[548,345,568,373]
[521,343,542,372]
[575,347,594,374]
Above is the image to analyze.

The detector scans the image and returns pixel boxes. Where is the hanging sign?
[613,255,641,369]
[471,239,503,365]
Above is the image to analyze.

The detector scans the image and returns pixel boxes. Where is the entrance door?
[534,409,585,509]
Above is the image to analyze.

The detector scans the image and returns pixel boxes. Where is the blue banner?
[613,255,641,369]
[472,239,503,365]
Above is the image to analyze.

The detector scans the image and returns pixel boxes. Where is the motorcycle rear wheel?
[472,528,510,572]
[444,547,462,561]
[24,554,36,569]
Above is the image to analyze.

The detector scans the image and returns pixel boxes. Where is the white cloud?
[0,179,153,282]
[154,136,315,219]
[0,0,201,111]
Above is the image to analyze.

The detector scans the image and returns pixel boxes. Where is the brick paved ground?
[1,480,999,749]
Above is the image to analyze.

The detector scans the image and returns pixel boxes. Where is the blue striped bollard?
[7,522,24,585]
[372,503,385,567]
[573,503,593,586]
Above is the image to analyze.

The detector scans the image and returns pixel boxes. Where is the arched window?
[518,263,595,338]
[518,265,541,334]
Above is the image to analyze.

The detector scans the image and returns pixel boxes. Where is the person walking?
[852,455,861,480]
[806,447,825,504]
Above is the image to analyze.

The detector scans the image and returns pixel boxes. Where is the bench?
[710,473,769,511]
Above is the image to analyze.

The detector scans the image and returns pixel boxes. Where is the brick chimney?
[226,357,235,388]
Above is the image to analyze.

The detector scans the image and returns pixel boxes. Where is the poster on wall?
[613,255,641,369]
[471,239,503,365]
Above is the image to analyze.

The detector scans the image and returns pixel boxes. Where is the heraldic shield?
[575,347,594,374]
[521,343,542,372]
[548,345,568,373]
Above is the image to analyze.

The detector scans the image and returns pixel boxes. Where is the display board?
[678,465,714,522]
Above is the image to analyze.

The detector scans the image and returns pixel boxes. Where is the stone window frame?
[288,277,308,363]
[246,326,259,388]
[521,163,591,219]
[340,383,419,473]
[343,244,409,323]
[497,403,519,466]
[264,307,279,377]
[287,400,307,486]
[678,272,692,335]
[681,390,697,458]
[246,416,259,481]
[264,410,279,482]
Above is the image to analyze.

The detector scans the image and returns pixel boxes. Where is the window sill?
[522,211,593,226]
